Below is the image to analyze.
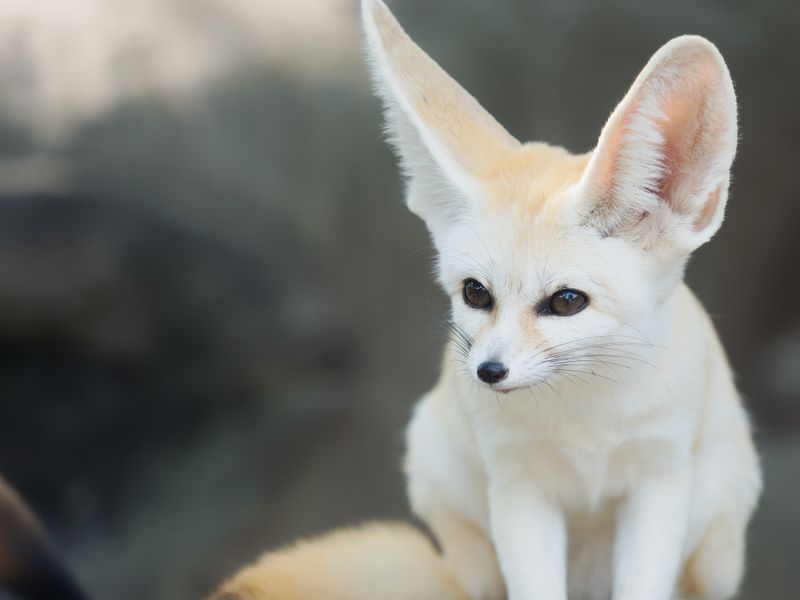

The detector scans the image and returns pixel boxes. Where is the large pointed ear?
[361,0,520,234]
[578,36,738,254]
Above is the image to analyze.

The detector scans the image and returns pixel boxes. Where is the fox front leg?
[488,480,568,600]
[612,469,691,600]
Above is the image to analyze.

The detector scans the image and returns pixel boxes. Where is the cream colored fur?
[362,2,761,600]
[211,523,468,600]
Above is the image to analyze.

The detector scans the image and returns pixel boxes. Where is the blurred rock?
[755,324,800,427]
[0,193,355,517]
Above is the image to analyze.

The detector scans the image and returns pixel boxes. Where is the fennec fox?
[362,1,762,599]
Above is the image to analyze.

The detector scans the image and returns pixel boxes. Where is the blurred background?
[0,0,797,598]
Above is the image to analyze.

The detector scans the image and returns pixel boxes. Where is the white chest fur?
[403,288,760,600]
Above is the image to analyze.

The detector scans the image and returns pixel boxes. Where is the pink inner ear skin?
[693,185,722,232]
[587,41,735,244]
[657,59,721,218]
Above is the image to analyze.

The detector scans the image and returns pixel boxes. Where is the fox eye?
[463,279,493,309]
[546,289,589,316]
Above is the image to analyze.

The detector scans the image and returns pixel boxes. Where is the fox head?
[362,0,737,393]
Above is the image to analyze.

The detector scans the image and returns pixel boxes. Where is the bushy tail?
[212,522,468,600]
[0,477,89,600]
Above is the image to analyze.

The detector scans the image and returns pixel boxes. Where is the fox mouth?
[489,384,522,394]
[484,377,551,394]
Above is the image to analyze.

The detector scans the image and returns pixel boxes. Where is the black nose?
[477,362,508,384]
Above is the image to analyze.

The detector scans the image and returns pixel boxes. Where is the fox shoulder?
[212,522,467,600]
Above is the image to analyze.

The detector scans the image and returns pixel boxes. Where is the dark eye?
[463,279,493,309]
[546,289,589,316]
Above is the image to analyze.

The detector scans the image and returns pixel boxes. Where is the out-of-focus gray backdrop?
[0,1,797,598]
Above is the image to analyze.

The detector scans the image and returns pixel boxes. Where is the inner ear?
[658,56,727,217]
[580,36,737,249]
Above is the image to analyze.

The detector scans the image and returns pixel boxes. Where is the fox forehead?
[441,211,603,296]
[440,185,647,314]
[439,143,600,284]
[444,139,681,315]
[480,142,591,220]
